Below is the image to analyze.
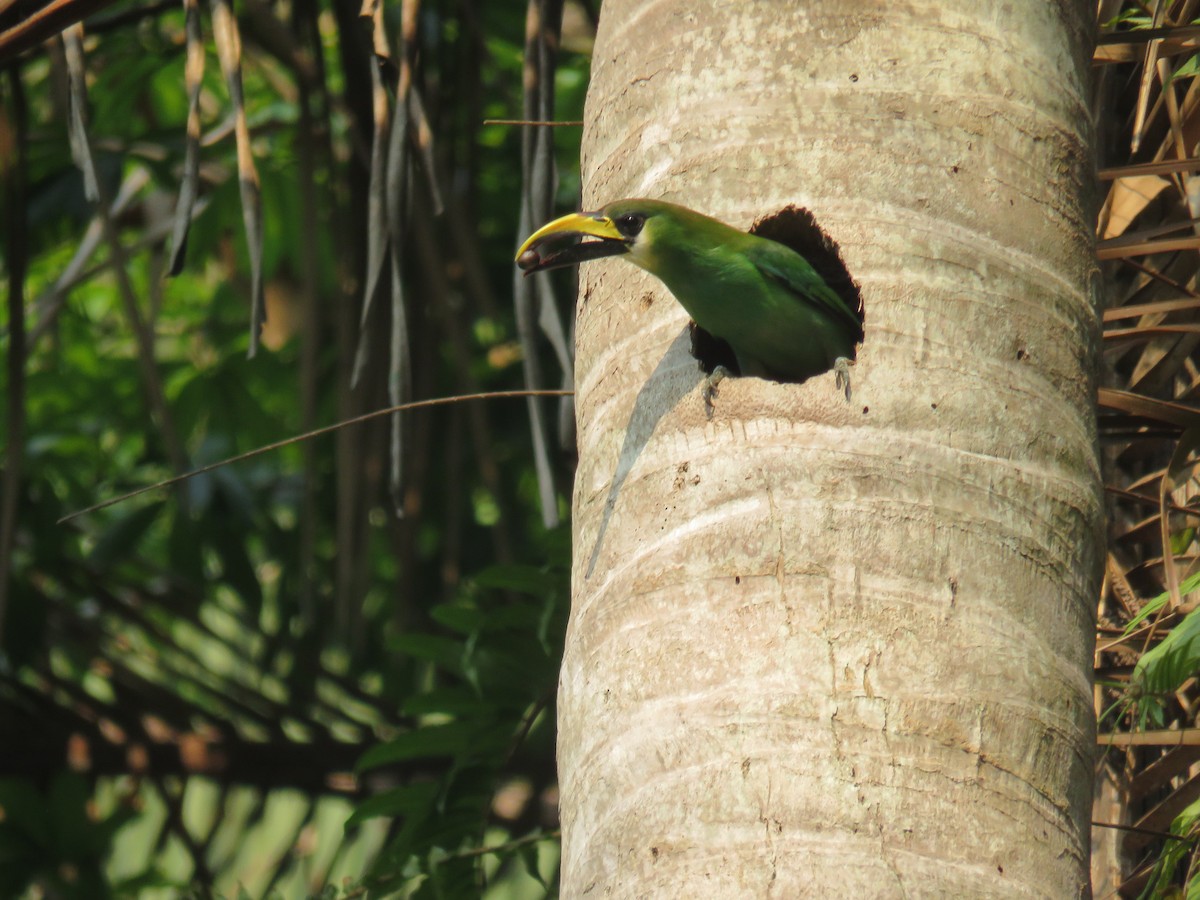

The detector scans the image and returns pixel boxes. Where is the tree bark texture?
[560,1,1102,897]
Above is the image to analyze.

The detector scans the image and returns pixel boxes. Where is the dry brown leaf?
[1102,175,1172,239]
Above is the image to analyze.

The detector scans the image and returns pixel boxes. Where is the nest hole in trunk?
[688,204,865,381]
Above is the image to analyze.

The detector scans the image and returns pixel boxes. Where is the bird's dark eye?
[615,213,645,237]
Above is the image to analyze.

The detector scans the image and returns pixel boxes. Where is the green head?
[515,198,718,276]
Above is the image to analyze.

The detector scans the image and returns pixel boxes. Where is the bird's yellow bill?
[514,212,624,261]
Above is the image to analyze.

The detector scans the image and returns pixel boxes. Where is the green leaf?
[1102,9,1151,28]
[356,722,478,773]
[1123,570,1200,635]
[388,634,465,677]
[519,835,548,889]
[429,602,484,635]
[424,852,476,900]
[1172,527,1198,557]
[1174,796,1200,838]
[472,564,560,596]
[1134,603,1200,698]
[481,602,547,633]
[402,688,490,718]
[1140,794,1200,899]
[1168,54,1200,85]
[345,782,439,830]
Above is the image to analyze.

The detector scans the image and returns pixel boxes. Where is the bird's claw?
[703,366,730,419]
[834,357,854,402]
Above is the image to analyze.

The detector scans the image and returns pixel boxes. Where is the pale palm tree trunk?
[560,1,1102,896]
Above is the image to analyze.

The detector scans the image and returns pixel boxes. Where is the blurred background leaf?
[1,0,593,896]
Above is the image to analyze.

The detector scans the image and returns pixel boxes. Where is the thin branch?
[1099,728,1200,747]
[483,118,581,126]
[59,390,574,523]
[1091,820,1191,842]
[448,828,561,861]
[1106,484,1200,518]
[0,0,122,64]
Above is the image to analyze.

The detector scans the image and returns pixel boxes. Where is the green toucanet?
[515,198,863,404]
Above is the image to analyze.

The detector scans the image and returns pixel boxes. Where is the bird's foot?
[834,357,854,402]
[703,366,731,419]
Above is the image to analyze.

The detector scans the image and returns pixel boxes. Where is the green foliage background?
[1,0,590,895]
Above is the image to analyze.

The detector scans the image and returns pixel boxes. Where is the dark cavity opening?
[689,205,865,382]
